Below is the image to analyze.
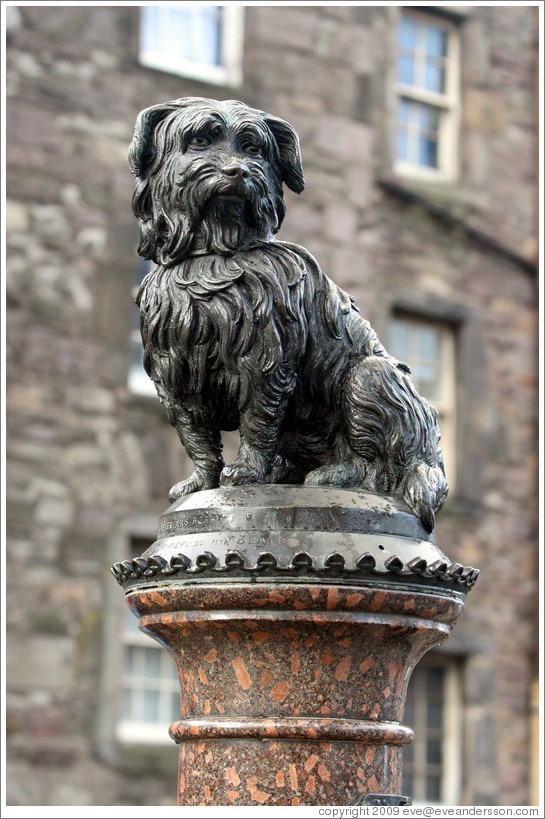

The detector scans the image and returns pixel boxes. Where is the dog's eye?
[242,143,262,157]
[188,136,211,149]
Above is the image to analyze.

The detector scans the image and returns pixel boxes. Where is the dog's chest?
[139,247,308,400]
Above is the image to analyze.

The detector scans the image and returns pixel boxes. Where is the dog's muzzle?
[208,162,261,205]
[221,160,251,181]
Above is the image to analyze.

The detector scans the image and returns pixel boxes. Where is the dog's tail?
[401,461,449,533]
[344,355,449,531]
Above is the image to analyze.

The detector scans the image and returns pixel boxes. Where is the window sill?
[117,722,174,746]
[380,171,471,215]
[393,162,458,187]
[378,173,537,274]
[139,53,242,88]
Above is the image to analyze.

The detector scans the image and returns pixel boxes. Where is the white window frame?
[389,315,457,491]
[128,322,156,398]
[128,258,157,398]
[115,533,180,746]
[394,8,460,183]
[404,658,463,805]
[116,611,180,745]
[139,5,244,87]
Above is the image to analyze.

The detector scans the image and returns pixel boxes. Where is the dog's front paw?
[220,462,266,486]
[220,445,270,486]
[169,472,219,503]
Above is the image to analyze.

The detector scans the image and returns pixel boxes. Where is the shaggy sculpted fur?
[129,97,448,531]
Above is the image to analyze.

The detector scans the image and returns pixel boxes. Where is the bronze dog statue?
[129,97,448,531]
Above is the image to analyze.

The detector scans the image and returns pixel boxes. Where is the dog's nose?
[221,161,250,180]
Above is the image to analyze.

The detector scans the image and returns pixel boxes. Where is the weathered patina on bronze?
[114,97,478,806]
[129,97,447,532]
[112,485,478,594]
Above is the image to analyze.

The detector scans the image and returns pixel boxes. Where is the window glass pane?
[418,104,440,133]
[418,325,441,362]
[167,658,179,680]
[122,687,132,720]
[398,55,415,86]
[396,130,409,162]
[140,7,159,54]
[427,775,442,802]
[418,136,438,168]
[426,667,444,697]
[124,606,140,634]
[390,320,409,358]
[396,99,442,167]
[427,738,442,766]
[426,25,448,58]
[201,6,222,65]
[404,664,449,802]
[399,17,417,50]
[425,63,445,94]
[125,645,136,675]
[130,688,143,720]
[398,98,411,125]
[142,688,160,722]
[428,699,443,730]
[143,647,162,679]
[171,691,180,719]
[415,364,441,402]
[142,6,222,68]
[170,10,194,60]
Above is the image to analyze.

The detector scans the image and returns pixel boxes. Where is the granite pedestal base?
[113,486,477,806]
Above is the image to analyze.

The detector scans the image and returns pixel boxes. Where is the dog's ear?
[264,115,305,194]
[128,101,182,178]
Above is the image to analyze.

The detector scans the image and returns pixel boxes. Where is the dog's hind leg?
[304,448,368,488]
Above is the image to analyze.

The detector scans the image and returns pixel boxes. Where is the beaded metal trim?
[112,550,479,591]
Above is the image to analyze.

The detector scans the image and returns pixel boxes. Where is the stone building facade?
[5,4,539,807]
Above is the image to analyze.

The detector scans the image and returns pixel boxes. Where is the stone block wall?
[6,4,538,806]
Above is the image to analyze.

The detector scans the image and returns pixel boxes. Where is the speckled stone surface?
[177,738,402,805]
[127,582,464,806]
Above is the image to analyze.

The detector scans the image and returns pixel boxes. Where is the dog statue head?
[129,97,305,266]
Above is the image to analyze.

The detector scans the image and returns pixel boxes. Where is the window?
[116,537,180,745]
[139,5,244,87]
[403,659,463,804]
[389,316,456,489]
[117,606,180,744]
[395,10,460,181]
[128,257,156,397]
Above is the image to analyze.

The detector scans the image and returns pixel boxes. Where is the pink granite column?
[127,581,463,806]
